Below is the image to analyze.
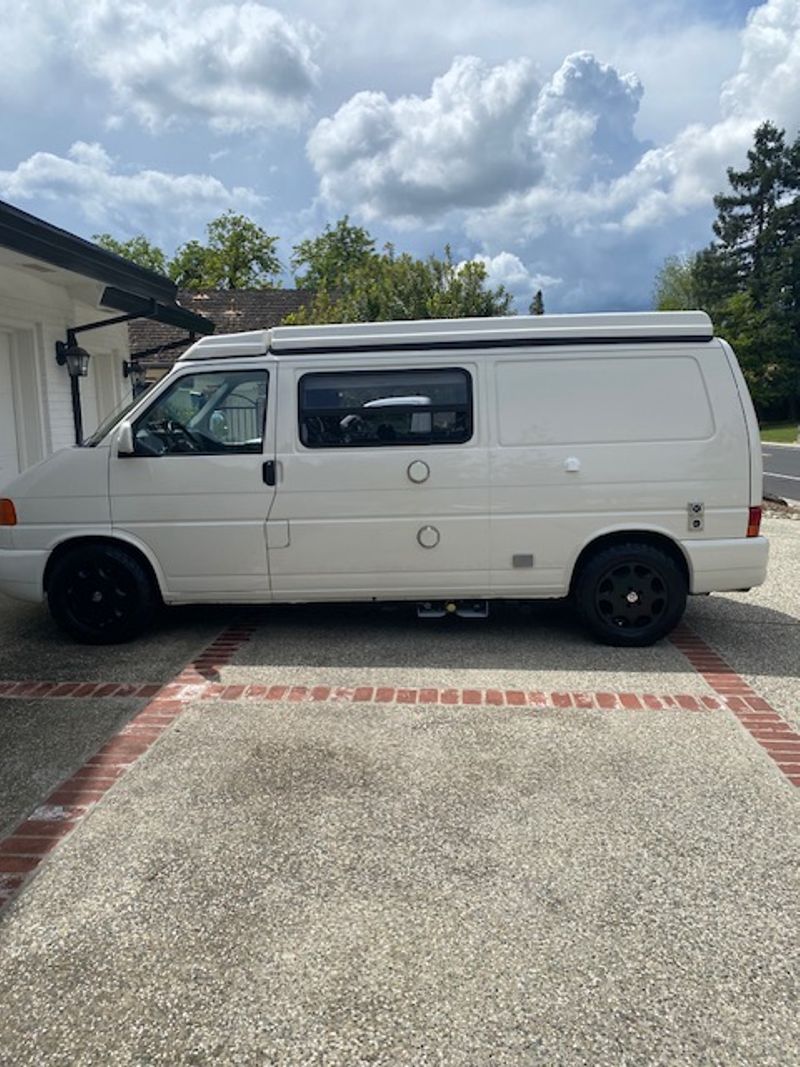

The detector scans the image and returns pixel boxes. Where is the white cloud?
[0,0,320,133]
[308,56,541,222]
[466,252,561,304]
[0,142,262,236]
[78,1,320,133]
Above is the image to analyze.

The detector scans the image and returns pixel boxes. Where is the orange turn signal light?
[0,499,17,526]
[747,505,762,538]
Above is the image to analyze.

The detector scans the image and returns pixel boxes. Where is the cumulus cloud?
[467,252,561,302]
[78,0,320,132]
[308,55,542,221]
[0,0,320,133]
[306,0,800,309]
[0,142,261,234]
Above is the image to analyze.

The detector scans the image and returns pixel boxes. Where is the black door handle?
[263,460,276,486]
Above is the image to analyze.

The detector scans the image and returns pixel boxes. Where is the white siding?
[0,263,132,466]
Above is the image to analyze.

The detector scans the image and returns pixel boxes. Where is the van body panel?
[109,361,276,597]
[265,357,490,599]
[0,313,769,626]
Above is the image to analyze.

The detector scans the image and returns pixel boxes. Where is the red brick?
[311,686,332,702]
[395,689,417,704]
[573,693,595,709]
[504,690,526,706]
[596,692,618,709]
[287,686,309,702]
[660,695,676,707]
[0,856,40,873]
[462,689,482,705]
[731,712,784,724]
[757,740,800,754]
[95,738,150,757]
[0,876,25,893]
[724,696,748,711]
[120,726,165,741]
[70,766,126,783]
[374,688,395,703]
[220,686,246,700]
[675,695,700,711]
[774,762,800,775]
[485,690,504,706]
[137,684,163,698]
[787,776,800,786]
[700,696,721,710]
[266,685,289,700]
[144,699,183,714]
[552,692,572,708]
[0,836,58,856]
[18,819,77,838]
[48,785,109,805]
[642,694,663,710]
[0,681,17,694]
[744,697,775,712]
[239,685,266,699]
[749,730,800,744]
[418,688,439,704]
[72,683,100,697]
[620,693,642,710]
[527,692,548,707]
[91,683,122,698]
[439,689,459,705]
[47,682,80,697]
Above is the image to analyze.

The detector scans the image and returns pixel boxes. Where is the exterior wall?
[0,263,132,476]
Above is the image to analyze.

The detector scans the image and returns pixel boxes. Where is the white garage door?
[0,333,20,490]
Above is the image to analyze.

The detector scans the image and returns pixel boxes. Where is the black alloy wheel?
[574,542,687,646]
[47,544,158,644]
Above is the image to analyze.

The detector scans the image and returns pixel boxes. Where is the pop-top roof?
[178,311,714,361]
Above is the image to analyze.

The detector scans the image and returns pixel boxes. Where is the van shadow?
[223,597,799,680]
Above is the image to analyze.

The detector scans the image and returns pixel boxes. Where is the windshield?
[84,385,153,447]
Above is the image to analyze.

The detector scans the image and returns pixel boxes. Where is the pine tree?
[528,289,544,315]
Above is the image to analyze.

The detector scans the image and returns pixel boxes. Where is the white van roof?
[178,311,713,361]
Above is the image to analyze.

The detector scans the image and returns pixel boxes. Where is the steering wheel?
[165,418,203,451]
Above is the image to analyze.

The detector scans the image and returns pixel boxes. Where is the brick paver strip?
[671,623,800,790]
[2,614,797,911]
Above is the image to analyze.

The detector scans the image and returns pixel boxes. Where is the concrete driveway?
[0,519,798,1065]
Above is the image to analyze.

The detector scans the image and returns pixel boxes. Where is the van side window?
[132,370,268,456]
[298,368,472,448]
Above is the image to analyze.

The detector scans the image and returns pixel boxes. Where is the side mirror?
[116,421,135,457]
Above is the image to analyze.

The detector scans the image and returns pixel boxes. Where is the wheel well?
[43,537,162,599]
[569,531,690,593]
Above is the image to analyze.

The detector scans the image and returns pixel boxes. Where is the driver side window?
[133,369,268,456]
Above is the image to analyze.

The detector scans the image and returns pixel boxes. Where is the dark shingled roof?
[128,288,314,364]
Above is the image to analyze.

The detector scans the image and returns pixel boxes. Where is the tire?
[47,544,158,644]
[574,542,687,647]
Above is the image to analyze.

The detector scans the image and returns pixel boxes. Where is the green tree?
[93,233,168,275]
[284,243,513,324]
[652,254,700,310]
[528,289,544,315]
[168,211,281,289]
[291,216,376,290]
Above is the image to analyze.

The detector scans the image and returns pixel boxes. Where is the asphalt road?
[763,442,800,502]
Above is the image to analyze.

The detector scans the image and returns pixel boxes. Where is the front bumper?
[0,547,48,603]
[681,536,769,594]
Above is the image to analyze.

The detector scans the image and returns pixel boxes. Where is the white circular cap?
[417,525,440,549]
[407,460,430,483]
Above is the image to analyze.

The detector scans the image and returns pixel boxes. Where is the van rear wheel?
[47,544,158,644]
[574,542,687,647]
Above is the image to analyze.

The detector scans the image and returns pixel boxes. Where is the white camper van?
[0,312,767,646]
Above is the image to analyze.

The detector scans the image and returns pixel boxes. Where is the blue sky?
[2,0,799,312]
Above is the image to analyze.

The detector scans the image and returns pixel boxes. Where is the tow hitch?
[416,599,489,619]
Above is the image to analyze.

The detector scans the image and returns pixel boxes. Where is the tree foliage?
[529,289,545,315]
[654,121,800,418]
[169,211,281,289]
[286,230,512,324]
[93,233,168,275]
[291,216,376,290]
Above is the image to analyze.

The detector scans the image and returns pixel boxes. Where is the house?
[0,200,214,489]
[128,288,313,379]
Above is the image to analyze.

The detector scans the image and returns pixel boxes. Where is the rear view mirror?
[117,421,135,456]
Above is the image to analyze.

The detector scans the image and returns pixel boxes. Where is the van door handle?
[262,460,276,486]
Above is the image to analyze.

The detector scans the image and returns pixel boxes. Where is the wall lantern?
[122,359,147,393]
[55,340,91,378]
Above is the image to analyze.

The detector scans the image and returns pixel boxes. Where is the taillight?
[747,506,762,538]
[0,499,17,526]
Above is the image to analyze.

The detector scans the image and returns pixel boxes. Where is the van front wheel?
[47,544,158,644]
[574,542,687,647]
